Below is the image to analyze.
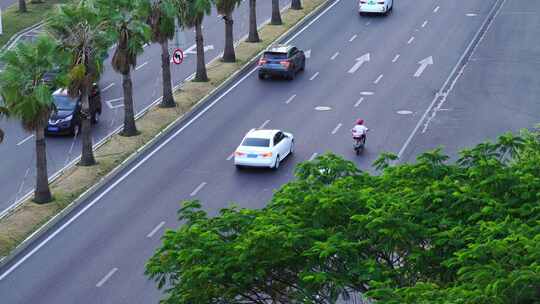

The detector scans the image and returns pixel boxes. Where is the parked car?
[234,129,294,170]
[46,84,102,136]
[359,0,393,15]
[258,45,305,80]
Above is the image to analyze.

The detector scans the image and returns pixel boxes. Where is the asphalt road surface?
[0,0,291,214]
[2,0,536,303]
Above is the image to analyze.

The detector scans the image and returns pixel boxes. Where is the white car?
[359,0,393,15]
[234,129,294,169]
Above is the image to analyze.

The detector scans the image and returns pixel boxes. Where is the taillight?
[260,152,273,158]
[280,60,291,68]
[258,58,267,66]
[235,151,246,157]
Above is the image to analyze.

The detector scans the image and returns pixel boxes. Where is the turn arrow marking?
[414,56,433,77]
[347,53,370,74]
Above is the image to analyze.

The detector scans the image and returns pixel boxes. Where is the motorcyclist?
[352,119,369,145]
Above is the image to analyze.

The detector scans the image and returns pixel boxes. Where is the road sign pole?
[0,8,3,35]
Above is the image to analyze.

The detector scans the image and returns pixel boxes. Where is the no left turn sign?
[172,48,184,65]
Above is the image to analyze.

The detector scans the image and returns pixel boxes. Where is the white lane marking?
[434,6,440,13]
[190,182,207,197]
[331,123,342,135]
[397,110,413,115]
[0,0,344,281]
[259,119,271,129]
[226,153,234,161]
[374,74,383,84]
[146,221,165,238]
[466,13,478,17]
[330,52,340,60]
[360,91,374,96]
[102,83,115,92]
[304,49,312,58]
[309,152,318,161]
[105,98,124,109]
[422,20,428,28]
[407,36,415,44]
[365,21,371,26]
[96,268,118,288]
[310,72,320,81]
[348,53,370,74]
[135,61,148,71]
[392,54,400,63]
[354,97,364,108]
[414,56,434,78]
[315,106,332,111]
[285,94,297,104]
[16,135,34,146]
[398,0,506,159]
[349,34,357,42]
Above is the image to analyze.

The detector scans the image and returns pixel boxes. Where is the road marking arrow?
[305,49,311,59]
[347,53,370,74]
[414,56,433,77]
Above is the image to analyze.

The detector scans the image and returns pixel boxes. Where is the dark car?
[46,84,102,136]
[258,45,306,80]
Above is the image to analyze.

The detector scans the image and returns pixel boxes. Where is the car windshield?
[53,95,77,111]
[242,137,270,147]
[264,52,287,60]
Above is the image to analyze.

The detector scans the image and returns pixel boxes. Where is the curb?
[0,0,336,269]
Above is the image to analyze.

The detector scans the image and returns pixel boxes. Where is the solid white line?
[331,123,342,135]
[309,152,318,161]
[0,0,344,280]
[422,20,428,28]
[96,268,118,287]
[434,6,440,13]
[354,97,364,108]
[374,74,383,84]
[360,91,374,96]
[16,135,34,146]
[349,34,357,42]
[259,119,271,129]
[392,54,400,63]
[135,61,148,71]
[407,36,415,44]
[310,72,320,81]
[398,0,506,160]
[330,52,340,60]
[146,221,165,238]
[102,83,115,92]
[285,94,297,104]
[190,182,207,197]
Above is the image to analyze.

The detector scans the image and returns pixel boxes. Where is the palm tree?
[0,105,7,144]
[47,0,110,166]
[213,0,242,63]
[291,0,302,10]
[0,36,59,203]
[96,0,151,137]
[18,0,27,12]
[148,0,177,108]
[246,0,260,43]
[175,0,212,82]
[271,0,282,25]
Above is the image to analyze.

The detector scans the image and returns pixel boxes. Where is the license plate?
[247,154,258,158]
[47,126,59,132]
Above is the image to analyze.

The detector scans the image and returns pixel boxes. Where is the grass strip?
[0,0,327,258]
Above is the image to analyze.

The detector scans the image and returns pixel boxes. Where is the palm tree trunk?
[271,0,282,25]
[247,0,260,43]
[291,0,302,10]
[121,71,139,137]
[159,40,175,108]
[34,119,52,204]
[222,13,236,63]
[194,21,208,82]
[18,0,27,12]
[79,86,96,166]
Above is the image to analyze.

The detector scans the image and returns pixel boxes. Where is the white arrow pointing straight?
[414,56,433,77]
[347,53,370,74]
[304,49,311,59]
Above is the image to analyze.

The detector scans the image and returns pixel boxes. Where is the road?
[2,0,536,303]
[0,0,291,214]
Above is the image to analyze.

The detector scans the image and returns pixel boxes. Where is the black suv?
[46,84,102,136]
[258,45,306,80]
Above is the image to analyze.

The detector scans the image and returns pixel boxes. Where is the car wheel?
[300,60,305,72]
[288,71,295,81]
[258,73,265,80]
[273,156,280,170]
[289,141,294,155]
[235,164,243,170]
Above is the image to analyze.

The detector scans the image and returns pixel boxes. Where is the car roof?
[245,129,279,139]
[266,44,293,54]
[53,88,69,96]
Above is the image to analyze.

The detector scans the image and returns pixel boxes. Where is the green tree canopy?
[147,129,540,304]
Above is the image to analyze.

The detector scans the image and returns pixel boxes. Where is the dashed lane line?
[96,268,118,288]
